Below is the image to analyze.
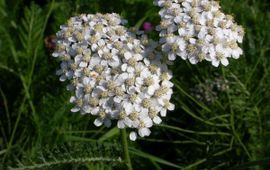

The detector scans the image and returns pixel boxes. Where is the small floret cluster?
[53,13,174,141]
[154,0,244,67]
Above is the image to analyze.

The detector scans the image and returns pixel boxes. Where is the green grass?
[0,0,270,169]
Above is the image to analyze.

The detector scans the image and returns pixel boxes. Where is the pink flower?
[143,22,154,32]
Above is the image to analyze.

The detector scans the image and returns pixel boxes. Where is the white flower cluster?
[154,0,245,67]
[53,13,175,141]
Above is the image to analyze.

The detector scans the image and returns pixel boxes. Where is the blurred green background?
[0,0,270,169]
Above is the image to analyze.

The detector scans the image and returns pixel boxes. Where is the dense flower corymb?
[154,0,244,67]
[53,13,174,141]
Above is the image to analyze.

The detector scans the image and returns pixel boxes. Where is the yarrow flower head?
[53,13,174,141]
[154,0,245,67]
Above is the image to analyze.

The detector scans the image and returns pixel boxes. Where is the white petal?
[140,69,150,78]
[97,39,105,46]
[118,73,128,83]
[74,70,82,77]
[111,48,118,53]
[109,59,120,68]
[170,24,178,33]
[83,105,91,113]
[138,128,151,137]
[110,110,119,119]
[212,59,220,67]
[189,56,198,64]
[91,44,98,51]
[132,120,140,128]
[143,58,150,66]
[131,105,140,113]
[71,107,80,112]
[144,117,153,127]
[129,132,137,141]
[104,119,112,127]
[59,75,66,82]
[162,44,171,52]
[79,62,88,68]
[52,52,59,57]
[89,56,101,67]
[160,109,167,117]
[124,103,133,114]
[94,118,103,127]
[147,86,155,96]
[124,52,132,60]
[117,120,125,129]
[127,43,133,50]
[134,54,142,60]
[114,96,122,103]
[135,77,143,86]
[91,107,100,115]
[124,117,133,127]
[174,16,182,23]
[92,88,101,97]
[74,55,82,63]
[189,38,196,44]
[75,88,84,98]
[153,116,162,124]
[232,48,242,59]
[168,103,175,111]
[127,67,135,73]
[127,87,137,94]
[168,53,176,60]
[141,108,148,115]
[121,63,127,71]
[100,60,108,66]
[83,77,90,85]
[221,58,229,66]
[178,28,186,36]
[162,80,173,88]
[69,96,76,103]
[66,71,73,79]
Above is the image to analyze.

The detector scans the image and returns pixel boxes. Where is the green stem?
[2,96,27,164]
[120,129,132,170]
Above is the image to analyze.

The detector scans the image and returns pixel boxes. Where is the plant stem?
[120,129,133,170]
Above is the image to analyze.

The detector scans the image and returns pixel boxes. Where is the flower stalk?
[121,129,133,170]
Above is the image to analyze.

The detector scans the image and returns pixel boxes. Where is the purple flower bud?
[143,22,154,32]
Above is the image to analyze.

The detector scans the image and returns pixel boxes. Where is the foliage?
[9,143,122,170]
[0,0,270,169]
